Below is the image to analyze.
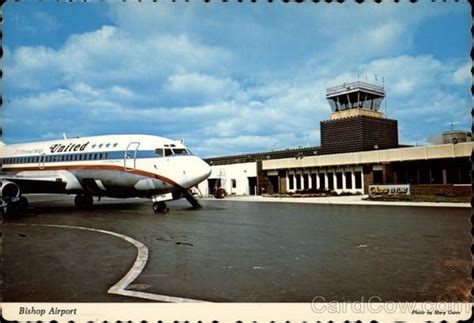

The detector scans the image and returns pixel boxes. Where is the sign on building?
[369,184,411,197]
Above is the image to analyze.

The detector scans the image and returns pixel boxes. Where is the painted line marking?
[8,223,208,303]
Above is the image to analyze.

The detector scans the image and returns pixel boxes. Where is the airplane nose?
[183,157,211,188]
[198,158,212,182]
[203,161,212,178]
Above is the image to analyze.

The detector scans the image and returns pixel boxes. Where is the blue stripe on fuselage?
[0,150,191,165]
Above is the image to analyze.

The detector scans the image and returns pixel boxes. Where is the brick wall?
[256,160,273,195]
[363,165,373,194]
[411,184,471,197]
[320,115,398,154]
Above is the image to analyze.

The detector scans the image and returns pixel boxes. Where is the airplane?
[0,134,211,216]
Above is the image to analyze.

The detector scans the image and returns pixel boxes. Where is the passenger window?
[164,149,173,156]
[155,148,163,157]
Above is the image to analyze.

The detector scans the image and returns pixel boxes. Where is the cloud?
[451,61,472,85]
[2,3,471,157]
[165,73,241,103]
[5,25,233,94]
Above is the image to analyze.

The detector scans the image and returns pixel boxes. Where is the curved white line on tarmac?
[10,223,207,303]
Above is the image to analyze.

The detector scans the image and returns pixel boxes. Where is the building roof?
[262,142,474,170]
[205,146,321,166]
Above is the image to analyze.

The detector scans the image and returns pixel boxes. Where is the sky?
[2,1,471,157]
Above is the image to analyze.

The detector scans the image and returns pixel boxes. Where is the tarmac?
[1,194,471,303]
[202,194,471,208]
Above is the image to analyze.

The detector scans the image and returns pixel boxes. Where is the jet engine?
[0,181,20,199]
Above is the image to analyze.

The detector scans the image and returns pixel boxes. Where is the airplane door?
[124,142,140,171]
[39,153,46,169]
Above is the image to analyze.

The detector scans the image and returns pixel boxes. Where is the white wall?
[197,162,257,196]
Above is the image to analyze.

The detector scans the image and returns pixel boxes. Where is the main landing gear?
[0,196,28,218]
[74,194,93,209]
[153,201,169,213]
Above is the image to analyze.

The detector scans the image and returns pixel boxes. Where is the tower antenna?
[383,77,387,117]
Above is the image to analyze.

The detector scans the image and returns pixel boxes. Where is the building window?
[373,170,384,184]
[303,174,309,190]
[296,175,301,190]
[231,179,237,188]
[336,172,343,189]
[288,174,294,190]
[419,167,430,184]
[319,173,325,189]
[430,167,443,184]
[327,172,334,190]
[345,172,352,189]
[355,171,362,189]
[311,173,317,189]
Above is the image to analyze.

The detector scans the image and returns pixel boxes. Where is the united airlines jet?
[0,134,211,216]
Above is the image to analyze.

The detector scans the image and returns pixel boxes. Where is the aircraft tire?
[153,201,169,213]
[75,194,93,209]
[18,196,29,210]
[3,204,18,218]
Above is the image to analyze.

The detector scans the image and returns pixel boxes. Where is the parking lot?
[1,195,471,302]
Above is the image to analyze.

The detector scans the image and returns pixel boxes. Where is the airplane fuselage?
[0,134,211,200]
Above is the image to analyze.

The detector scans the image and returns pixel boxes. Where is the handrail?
[326,81,384,96]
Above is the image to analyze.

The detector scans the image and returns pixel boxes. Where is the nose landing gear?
[153,201,169,213]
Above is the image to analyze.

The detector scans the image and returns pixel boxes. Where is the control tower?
[320,81,398,154]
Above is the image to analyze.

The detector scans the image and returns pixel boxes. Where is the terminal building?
[198,81,472,198]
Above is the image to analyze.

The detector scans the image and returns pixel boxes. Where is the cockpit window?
[173,148,188,155]
[157,147,192,156]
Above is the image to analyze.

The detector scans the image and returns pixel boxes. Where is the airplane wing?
[0,170,83,195]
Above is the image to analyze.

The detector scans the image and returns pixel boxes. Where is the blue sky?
[2,1,471,157]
